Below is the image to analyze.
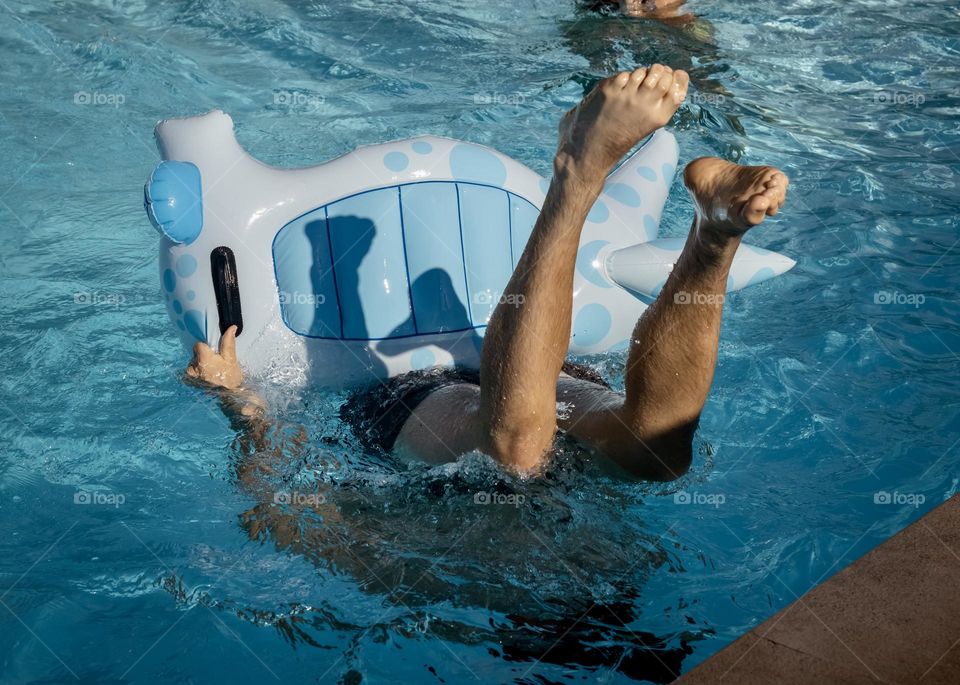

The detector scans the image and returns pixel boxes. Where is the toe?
[642,64,666,89]
[612,71,632,89]
[744,194,771,224]
[761,186,782,205]
[629,67,647,86]
[765,170,789,188]
[656,69,676,96]
[672,70,690,104]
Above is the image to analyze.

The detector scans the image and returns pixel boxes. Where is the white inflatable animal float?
[144,110,795,388]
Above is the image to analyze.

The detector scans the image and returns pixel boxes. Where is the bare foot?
[557,65,689,180]
[683,157,789,239]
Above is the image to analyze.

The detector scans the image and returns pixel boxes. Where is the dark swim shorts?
[339,361,611,454]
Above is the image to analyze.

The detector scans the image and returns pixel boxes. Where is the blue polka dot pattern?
[636,166,657,182]
[643,214,658,240]
[576,240,612,288]
[176,320,185,331]
[410,348,436,370]
[604,183,642,208]
[411,141,433,155]
[173,300,183,315]
[186,290,196,301]
[175,254,198,278]
[662,163,676,184]
[650,278,668,297]
[449,144,507,186]
[163,269,176,293]
[746,267,777,287]
[384,151,409,172]
[587,200,609,223]
[183,309,205,341]
[573,304,612,347]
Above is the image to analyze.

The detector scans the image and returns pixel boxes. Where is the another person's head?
[583,0,694,22]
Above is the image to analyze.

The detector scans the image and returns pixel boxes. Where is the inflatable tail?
[567,131,796,354]
[605,238,797,297]
[583,130,795,296]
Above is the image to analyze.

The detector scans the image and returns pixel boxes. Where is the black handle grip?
[210,246,243,336]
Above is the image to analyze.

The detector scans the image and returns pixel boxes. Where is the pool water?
[1,1,959,682]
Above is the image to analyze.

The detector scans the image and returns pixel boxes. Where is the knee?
[486,421,556,473]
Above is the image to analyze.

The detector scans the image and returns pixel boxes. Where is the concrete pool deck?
[676,495,960,684]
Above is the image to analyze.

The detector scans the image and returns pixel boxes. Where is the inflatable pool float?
[144,110,795,387]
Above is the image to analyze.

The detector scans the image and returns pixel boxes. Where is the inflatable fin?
[605,237,797,298]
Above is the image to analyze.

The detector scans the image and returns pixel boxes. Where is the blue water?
[1,1,958,682]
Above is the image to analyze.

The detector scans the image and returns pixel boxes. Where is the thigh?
[394,383,485,464]
[556,374,692,480]
[397,375,628,466]
[556,373,628,447]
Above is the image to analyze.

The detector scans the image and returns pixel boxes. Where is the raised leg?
[559,157,789,480]
[478,66,689,471]
[394,66,689,472]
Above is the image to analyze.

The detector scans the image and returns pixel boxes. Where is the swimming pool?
[1,0,958,682]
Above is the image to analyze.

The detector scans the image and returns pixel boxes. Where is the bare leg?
[477,65,689,472]
[395,66,690,472]
[559,158,790,480]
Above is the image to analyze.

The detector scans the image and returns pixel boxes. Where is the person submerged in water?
[588,0,695,22]
[186,64,789,481]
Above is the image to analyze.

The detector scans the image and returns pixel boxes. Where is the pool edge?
[675,494,960,684]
